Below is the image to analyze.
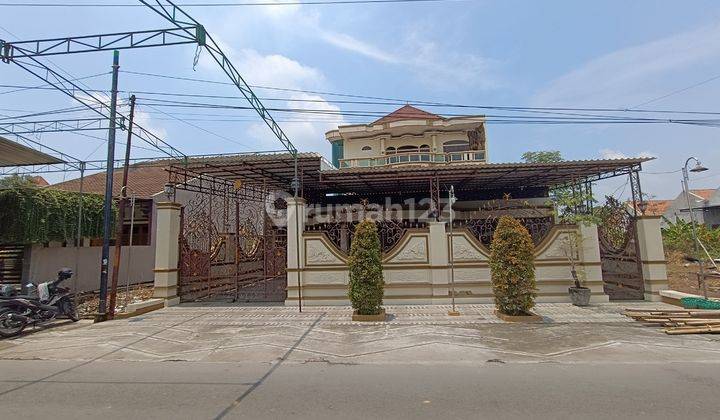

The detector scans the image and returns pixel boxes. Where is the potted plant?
[348,219,386,321]
[489,216,541,322]
[560,232,591,307]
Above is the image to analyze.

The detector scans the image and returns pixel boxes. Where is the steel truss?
[1,0,300,191]
[0,117,123,135]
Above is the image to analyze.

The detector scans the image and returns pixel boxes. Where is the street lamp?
[163,182,175,202]
[448,185,459,316]
[682,157,709,299]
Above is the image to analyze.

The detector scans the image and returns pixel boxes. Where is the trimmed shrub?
[489,216,537,315]
[348,219,385,315]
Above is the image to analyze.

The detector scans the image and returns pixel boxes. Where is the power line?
[118,70,720,118]
[629,73,720,109]
[0,0,465,7]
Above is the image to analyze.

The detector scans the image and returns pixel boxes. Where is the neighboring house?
[327,105,487,168]
[25,165,171,291]
[661,188,720,228]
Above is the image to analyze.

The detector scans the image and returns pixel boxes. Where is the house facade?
[661,188,720,229]
[139,105,669,306]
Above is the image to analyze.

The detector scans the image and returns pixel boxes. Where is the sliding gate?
[177,184,287,303]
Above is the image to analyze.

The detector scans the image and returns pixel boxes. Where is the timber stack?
[624,308,720,335]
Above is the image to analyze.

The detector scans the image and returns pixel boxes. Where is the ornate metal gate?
[177,185,287,303]
[598,197,645,300]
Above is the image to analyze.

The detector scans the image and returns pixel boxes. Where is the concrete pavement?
[1,303,720,419]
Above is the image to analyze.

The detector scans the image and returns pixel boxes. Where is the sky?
[1,0,720,201]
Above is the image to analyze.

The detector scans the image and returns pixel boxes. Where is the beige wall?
[287,222,609,306]
[27,243,154,292]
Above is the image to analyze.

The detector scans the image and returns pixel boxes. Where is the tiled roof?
[29,176,49,187]
[690,189,715,200]
[628,199,671,216]
[373,105,442,125]
[50,165,168,199]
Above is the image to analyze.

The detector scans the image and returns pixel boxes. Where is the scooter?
[0,268,79,338]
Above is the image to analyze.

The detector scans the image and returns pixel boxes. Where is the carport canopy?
[0,136,64,167]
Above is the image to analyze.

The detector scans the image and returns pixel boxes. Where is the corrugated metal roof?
[0,136,64,167]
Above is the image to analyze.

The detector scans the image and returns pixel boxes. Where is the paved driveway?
[2,303,720,419]
[2,302,720,365]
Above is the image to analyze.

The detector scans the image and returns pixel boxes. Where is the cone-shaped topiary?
[489,216,537,315]
[348,219,385,315]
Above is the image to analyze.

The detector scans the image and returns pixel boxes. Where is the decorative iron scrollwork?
[306,219,427,254]
[454,216,554,246]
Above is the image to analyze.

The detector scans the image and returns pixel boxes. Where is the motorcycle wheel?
[62,299,79,322]
[0,308,27,338]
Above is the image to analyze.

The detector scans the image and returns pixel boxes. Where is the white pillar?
[578,223,609,303]
[152,201,181,306]
[635,216,668,301]
[285,197,306,307]
[428,221,450,303]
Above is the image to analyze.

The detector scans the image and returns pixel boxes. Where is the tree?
[347,219,385,315]
[489,216,537,315]
[522,150,598,225]
[0,175,37,190]
[521,150,563,163]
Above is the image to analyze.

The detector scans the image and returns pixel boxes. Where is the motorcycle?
[0,268,79,338]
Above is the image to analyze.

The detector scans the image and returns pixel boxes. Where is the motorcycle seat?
[0,294,38,300]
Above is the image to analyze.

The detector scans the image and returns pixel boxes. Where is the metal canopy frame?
[315,158,650,195]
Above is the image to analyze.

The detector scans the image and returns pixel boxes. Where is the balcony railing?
[338,151,486,168]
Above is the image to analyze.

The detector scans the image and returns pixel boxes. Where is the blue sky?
[2,0,720,200]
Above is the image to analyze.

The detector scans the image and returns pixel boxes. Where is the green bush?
[662,218,720,259]
[348,219,385,315]
[0,185,110,244]
[489,215,537,315]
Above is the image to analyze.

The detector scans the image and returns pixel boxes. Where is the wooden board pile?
[624,308,720,335]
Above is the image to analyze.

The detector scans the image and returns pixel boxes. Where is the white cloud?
[318,30,400,64]
[400,29,499,90]
[247,92,344,156]
[534,22,720,107]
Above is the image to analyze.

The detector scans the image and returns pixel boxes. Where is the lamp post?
[163,182,175,202]
[448,185,459,316]
[682,157,709,299]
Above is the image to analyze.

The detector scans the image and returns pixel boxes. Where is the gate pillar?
[285,197,306,307]
[428,221,450,303]
[153,202,182,306]
[635,216,668,301]
[578,223,609,303]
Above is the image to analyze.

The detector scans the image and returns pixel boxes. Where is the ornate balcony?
[338,150,486,169]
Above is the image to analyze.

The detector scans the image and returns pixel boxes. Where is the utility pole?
[97,50,120,322]
[108,94,136,319]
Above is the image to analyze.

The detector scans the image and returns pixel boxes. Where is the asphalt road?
[1,360,719,419]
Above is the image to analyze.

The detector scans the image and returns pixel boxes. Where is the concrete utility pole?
[97,50,120,322]
[108,94,136,318]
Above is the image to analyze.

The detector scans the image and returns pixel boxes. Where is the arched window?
[385,146,396,154]
[361,146,372,151]
[443,140,470,153]
[397,145,418,154]
[419,144,430,152]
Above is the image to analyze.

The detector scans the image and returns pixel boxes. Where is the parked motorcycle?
[0,268,79,338]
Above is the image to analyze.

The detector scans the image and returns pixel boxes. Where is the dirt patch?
[77,284,154,318]
[666,251,720,298]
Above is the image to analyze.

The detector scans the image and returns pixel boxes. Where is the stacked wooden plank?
[624,308,720,335]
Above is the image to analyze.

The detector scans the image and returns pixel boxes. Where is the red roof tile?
[373,105,442,125]
[29,176,49,187]
[50,165,168,199]
[690,189,715,200]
